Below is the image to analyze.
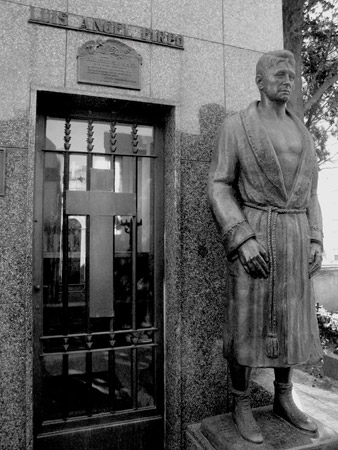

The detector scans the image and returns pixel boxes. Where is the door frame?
[32,90,169,449]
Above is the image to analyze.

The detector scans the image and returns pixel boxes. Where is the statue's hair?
[256,50,295,77]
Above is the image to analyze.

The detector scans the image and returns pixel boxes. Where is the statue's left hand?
[309,242,322,278]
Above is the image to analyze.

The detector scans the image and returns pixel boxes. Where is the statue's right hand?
[237,238,270,279]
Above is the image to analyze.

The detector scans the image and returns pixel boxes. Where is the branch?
[305,0,320,13]
[307,22,335,94]
[304,72,338,112]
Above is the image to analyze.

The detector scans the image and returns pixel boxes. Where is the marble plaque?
[77,38,142,90]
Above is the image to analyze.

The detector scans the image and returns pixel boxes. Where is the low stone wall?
[313,267,338,312]
[323,352,338,381]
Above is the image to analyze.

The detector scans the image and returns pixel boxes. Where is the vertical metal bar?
[108,350,115,411]
[62,353,69,419]
[85,215,90,333]
[132,348,138,410]
[112,155,115,190]
[86,122,93,415]
[86,351,92,416]
[132,157,138,331]
[62,119,70,336]
[87,134,92,332]
[112,155,116,334]
[86,149,91,333]
[111,154,116,333]
[152,345,156,407]
[130,154,138,410]
[62,213,69,335]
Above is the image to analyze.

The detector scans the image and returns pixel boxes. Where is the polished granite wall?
[0,1,283,449]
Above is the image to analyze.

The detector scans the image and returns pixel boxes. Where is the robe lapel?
[240,101,288,201]
[285,109,316,207]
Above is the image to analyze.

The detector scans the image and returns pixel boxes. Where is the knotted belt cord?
[243,202,307,359]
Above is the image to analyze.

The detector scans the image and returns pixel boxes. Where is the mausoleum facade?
[0,1,283,449]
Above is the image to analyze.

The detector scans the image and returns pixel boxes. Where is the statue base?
[186,406,338,450]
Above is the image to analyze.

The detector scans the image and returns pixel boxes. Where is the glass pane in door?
[114,215,133,331]
[38,117,161,432]
[45,118,65,151]
[68,216,87,334]
[137,158,154,328]
[43,152,64,336]
[69,154,87,191]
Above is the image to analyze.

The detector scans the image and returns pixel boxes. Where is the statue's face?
[258,61,295,104]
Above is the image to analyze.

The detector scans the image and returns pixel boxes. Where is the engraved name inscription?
[29,7,184,50]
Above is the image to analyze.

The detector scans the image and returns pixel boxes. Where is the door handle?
[34,284,41,292]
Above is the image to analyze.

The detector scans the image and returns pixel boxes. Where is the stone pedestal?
[186,406,338,450]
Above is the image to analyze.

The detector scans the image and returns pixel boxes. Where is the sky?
[317,136,338,265]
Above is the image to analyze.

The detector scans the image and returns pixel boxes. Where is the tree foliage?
[283,0,338,165]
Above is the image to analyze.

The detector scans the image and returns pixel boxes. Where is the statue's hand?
[309,242,322,278]
[237,238,270,279]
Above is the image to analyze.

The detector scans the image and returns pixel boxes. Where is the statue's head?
[256,50,296,104]
[256,50,295,78]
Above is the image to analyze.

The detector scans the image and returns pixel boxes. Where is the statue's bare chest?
[262,117,303,194]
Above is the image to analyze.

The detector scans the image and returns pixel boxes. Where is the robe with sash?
[208,101,323,367]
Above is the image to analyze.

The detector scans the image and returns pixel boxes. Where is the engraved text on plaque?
[77,39,142,90]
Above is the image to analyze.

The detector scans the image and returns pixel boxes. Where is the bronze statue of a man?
[208,50,323,444]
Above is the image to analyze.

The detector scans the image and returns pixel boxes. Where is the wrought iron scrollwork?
[87,119,94,151]
[64,117,71,151]
[110,120,117,152]
[132,123,138,153]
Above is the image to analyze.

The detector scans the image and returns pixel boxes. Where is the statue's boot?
[273,381,318,434]
[232,389,264,444]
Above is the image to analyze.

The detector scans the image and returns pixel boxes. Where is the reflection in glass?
[45,117,65,151]
[138,126,154,156]
[43,153,64,335]
[114,216,132,330]
[93,155,111,170]
[137,347,154,407]
[136,253,154,329]
[137,158,153,253]
[67,216,87,333]
[69,154,87,191]
[93,122,111,153]
[137,158,154,328]
[91,351,109,413]
[42,354,64,420]
[115,349,132,411]
[116,124,132,154]
[91,168,114,191]
[43,153,64,236]
[115,156,135,193]
[70,120,88,152]
[67,353,87,417]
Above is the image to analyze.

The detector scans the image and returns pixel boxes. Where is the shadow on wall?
[174,103,273,436]
[179,103,227,162]
[177,104,231,429]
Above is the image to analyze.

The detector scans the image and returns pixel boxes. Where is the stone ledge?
[186,406,338,450]
[323,352,338,381]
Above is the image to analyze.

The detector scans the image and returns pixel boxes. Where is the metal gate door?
[33,110,164,450]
